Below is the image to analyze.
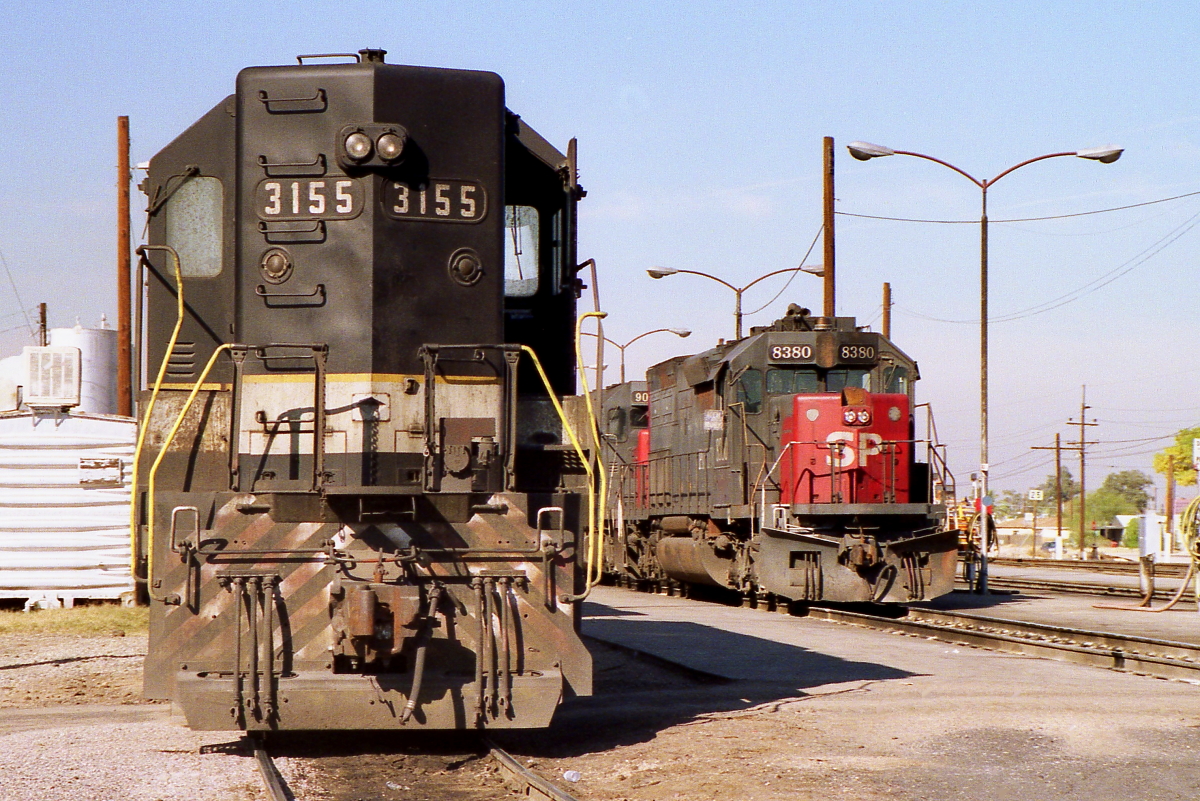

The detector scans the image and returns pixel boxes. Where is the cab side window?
[736,368,763,414]
[607,407,627,442]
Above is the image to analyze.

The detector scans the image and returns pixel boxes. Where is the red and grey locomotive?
[598,305,959,604]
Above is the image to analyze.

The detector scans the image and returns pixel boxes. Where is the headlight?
[843,409,857,425]
[344,131,372,161]
[857,409,872,425]
[377,131,407,161]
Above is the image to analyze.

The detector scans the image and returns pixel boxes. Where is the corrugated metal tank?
[49,323,118,415]
[0,412,135,607]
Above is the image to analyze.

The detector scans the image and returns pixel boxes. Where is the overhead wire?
[0,249,33,335]
[744,224,824,316]
[835,189,1200,225]
[893,205,1200,324]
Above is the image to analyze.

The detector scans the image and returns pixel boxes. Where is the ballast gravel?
[0,632,279,801]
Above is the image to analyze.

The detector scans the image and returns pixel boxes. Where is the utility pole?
[882,282,892,338]
[1032,432,1066,557]
[822,136,836,319]
[1066,386,1098,558]
[1165,455,1176,556]
[116,116,132,417]
[37,303,47,346]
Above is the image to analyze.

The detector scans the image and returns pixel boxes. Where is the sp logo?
[825,432,883,468]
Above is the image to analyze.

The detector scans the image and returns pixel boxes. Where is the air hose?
[1095,495,1200,613]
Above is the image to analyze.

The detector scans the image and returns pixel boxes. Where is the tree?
[1037,467,1080,504]
[1123,517,1140,548]
[1153,426,1200,487]
[1099,470,1153,512]
[1085,486,1136,531]
[993,489,1026,520]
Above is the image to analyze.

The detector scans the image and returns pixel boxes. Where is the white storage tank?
[49,320,118,415]
[0,411,135,608]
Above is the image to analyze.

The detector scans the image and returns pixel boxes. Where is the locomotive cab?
[137,51,592,732]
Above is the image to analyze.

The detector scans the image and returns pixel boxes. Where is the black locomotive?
[135,50,592,730]
[577,306,960,605]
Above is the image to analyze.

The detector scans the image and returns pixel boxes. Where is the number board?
[632,390,649,404]
[768,344,816,363]
[382,179,487,223]
[836,342,877,364]
[256,179,363,220]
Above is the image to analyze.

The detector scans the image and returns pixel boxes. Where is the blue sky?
[2,1,1199,505]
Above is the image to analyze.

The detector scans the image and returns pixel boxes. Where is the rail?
[804,604,1200,682]
[251,735,292,801]
[485,738,584,801]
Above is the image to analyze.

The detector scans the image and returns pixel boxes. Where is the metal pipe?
[117,116,132,417]
[263,576,276,720]
[232,577,244,725]
[312,347,327,491]
[473,578,486,722]
[229,349,246,491]
[483,577,497,717]
[248,576,261,719]
[499,577,512,710]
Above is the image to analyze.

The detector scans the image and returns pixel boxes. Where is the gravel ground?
[0,632,270,801]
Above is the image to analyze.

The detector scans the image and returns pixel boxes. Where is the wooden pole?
[822,136,835,319]
[1166,455,1176,555]
[882,282,891,338]
[117,116,132,417]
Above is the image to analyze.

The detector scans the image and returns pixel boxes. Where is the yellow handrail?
[519,326,603,603]
[574,311,607,590]
[128,245,186,598]
[144,344,233,589]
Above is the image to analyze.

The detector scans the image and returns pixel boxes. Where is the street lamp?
[848,140,1122,589]
[583,327,691,384]
[647,265,821,340]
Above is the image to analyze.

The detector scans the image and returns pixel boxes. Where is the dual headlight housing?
[338,124,408,168]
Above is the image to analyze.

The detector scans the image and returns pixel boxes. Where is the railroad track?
[955,575,1194,602]
[804,604,1200,683]
[250,733,582,801]
[988,557,1191,578]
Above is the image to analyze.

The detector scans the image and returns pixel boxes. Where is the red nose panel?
[780,393,911,504]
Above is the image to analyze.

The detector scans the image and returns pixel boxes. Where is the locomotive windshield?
[826,369,871,393]
[629,405,649,428]
[504,204,539,297]
[766,366,819,394]
[881,363,909,394]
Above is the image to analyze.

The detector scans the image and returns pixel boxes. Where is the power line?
[0,249,32,336]
[835,189,1200,225]
[744,225,823,316]
[895,206,1200,324]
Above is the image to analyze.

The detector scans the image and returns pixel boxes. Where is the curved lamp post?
[583,327,692,384]
[848,141,1122,589]
[647,266,821,340]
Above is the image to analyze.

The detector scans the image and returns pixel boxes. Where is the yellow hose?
[128,246,186,595]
